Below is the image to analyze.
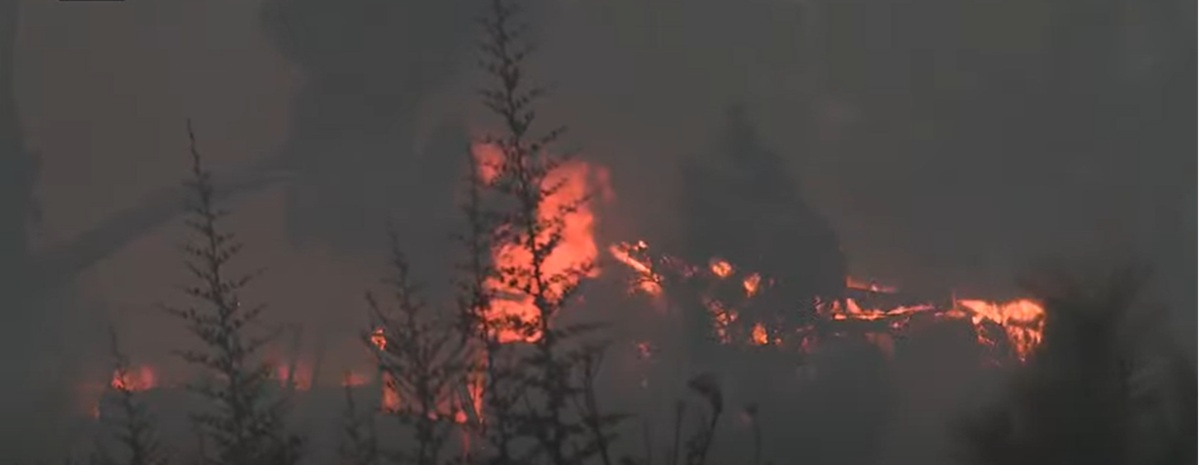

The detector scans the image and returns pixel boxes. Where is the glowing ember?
[750,323,769,345]
[703,297,738,344]
[709,258,734,279]
[830,298,936,322]
[743,273,762,297]
[370,327,387,351]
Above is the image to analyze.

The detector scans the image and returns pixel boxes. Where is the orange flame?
[110,365,157,392]
[830,298,936,322]
[750,323,769,345]
[472,142,610,343]
[709,258,734,279]
[370,327,387,351]
[743,273,762,297]
[957,299,1046,361]
[606,239,1047,362]
[608,241,663,297]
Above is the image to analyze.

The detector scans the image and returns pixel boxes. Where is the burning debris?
[606,239,1046,362]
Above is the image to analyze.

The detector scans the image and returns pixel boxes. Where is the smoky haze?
[1,0,1193,462]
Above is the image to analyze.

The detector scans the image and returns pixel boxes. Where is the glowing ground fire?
[607,239,1047,361]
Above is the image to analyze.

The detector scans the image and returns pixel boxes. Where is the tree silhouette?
[678,104,846,363]
[93,328,168,465]
[470,1,624,464]
[166,121,301,465]
[958,265,1194,465]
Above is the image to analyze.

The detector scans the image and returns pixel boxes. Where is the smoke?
[6,0,1191,461]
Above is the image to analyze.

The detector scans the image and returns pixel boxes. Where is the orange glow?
[830,298,936,322]
[370,327,387,351]
[608,241,664,297]
[635,341,653,360]
[78,383,105,420]
[703,297,738,344]
[743,273,762,297]
[845,276,899,294]
[603,236,1047,362]
[957,299,1046,361]
[750,323,769,345]
[465,349,487,425]
[709,258,734,279]
[381,372,401,413]
[472,142,610,343]
[342,371,371,387]
[472,142,504,185]
[865,332,895,358]
[274,361,313,391]
[110,365,157,392]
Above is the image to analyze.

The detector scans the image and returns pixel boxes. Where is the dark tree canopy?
[681,104,847,306]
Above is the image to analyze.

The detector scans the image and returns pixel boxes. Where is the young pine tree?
[475,1,623,464]
[94,328,168,465]
[338,375,380,465]
[454,143,526,465]
[167,120,301,465]
[366,230,469,465]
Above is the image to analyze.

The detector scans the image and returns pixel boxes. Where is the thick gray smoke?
[1,0,1191,461]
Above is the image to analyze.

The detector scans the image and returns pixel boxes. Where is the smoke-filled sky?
[10,0,1194,364]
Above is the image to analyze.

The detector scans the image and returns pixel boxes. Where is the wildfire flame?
[110,365,157,392]
[472,142,611,343]
[370,327,387,351]
[608,241,664,297]
[709,258,734,279]
[830,298,936,323]
[750,323,769,345]
[607,240,1047,362]
[957,299,1046,361]
[75,155,1051,426]
[743,273,763,297]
